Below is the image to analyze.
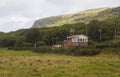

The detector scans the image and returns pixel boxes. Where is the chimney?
[70,29,75,36]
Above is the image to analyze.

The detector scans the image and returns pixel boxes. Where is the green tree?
[25,28,41,44]
[0,36,17,47]
[87,20,100,42]
[15,36,25,48]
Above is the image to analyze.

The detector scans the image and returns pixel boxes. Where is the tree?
[15,36,25,48]
[87,20,100,42]
[25,28,41,44]
[0,36,17,47]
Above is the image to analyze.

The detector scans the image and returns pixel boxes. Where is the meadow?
[0,48,120,77]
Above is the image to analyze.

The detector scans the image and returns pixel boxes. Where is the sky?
[0,0,119,32]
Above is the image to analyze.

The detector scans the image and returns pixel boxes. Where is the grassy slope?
[42,8,110,27]
[0,49,120,77]
[32,6,120,28]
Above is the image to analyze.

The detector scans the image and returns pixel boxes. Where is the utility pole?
[114,28,117,41]
[113,20,117,42]
[99,29,102,42]
[86,25,88,36]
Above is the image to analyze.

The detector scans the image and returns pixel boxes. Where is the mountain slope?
[32,6,120,28]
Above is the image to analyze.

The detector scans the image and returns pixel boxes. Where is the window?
[80,38,82,42]
[83,39,84,42]
[72,38,77,42]
[78,38,79,42]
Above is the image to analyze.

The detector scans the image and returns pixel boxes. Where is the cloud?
[0,0,119,32]
[0,0,53,32]
[46,0,120,11]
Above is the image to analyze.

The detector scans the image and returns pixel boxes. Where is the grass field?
[0,48,120,77]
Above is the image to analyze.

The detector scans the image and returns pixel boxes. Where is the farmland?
[0,49,120,77]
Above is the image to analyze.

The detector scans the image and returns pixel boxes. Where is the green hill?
[32,6,120,28]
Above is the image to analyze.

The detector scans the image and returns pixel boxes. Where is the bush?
[24,43,33,47]
[111,40,120,48]
[52,47,101,56]
[32,47,101,56]
[95,41,112,48]
[35,41,46,47]
[52,48,64,54]
[71,48,101,56]
[101,48,120,55]
[31,47,52,53]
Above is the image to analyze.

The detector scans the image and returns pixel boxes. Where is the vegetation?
[32,6,120,28]
[0,18,120,48]
[30,6,120,49]
[0,7,119,49]
[0,49,120,77]
[0,6,120,77]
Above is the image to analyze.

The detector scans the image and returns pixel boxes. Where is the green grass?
[0,48,39,56]
[0,48,120,77]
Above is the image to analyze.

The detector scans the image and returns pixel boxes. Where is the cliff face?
[32,6,120,28]
[32,16,63,28]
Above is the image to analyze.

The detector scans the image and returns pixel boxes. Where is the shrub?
[101,48,120,55]
[24,43,33,47]
[30,46,52,53]
[52,48,64,54]
[35,41,46,47]
[111,40,120,48]
[73,48,101,56]
[60,47,101,56]
[95,41,111,48]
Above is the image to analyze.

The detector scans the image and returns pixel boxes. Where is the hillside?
[32,6,120,28]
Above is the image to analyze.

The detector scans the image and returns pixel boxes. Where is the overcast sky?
[0,0,119,32]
